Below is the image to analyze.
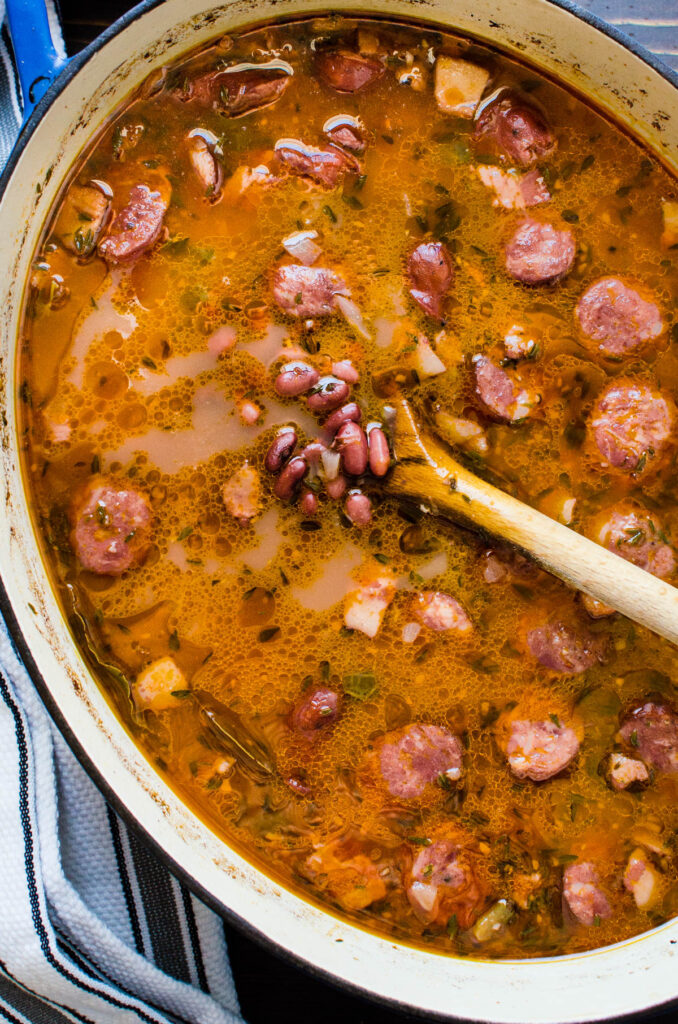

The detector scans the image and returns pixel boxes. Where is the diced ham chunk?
[221,464,261,521]
[407,839,481,927]
[576,277,663,355]
[275,138,360,187]
[434,57,490,118]
[563,862,612,926]
[344,566,396,637]
[474,92,555,166]
[305,837,389,910]
[98,184,168,263]
[527,621,605,674]
[282,229,322,266]
[580,593,615,619]
[377,723,463,799]
[619,701,678,773]
[272,265,348,318]
[407,241,454,318]
[477,166,550,210]
[134,656,187,712]
[473,354,539,422]
[506,718,579,781]
[623,849,660,909]
[605,752,650,791]
[71,482,152,576]
[412,591,472,633]
[590,382,675,473]
[594,504,674,579]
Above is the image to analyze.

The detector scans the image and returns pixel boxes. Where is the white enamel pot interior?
[1,1,677,1021]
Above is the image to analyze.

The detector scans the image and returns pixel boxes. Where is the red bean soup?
[18,15,678,958]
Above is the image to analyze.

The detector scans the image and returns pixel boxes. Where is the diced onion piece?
[434,56,490,118]
[661,199,678,248]
[134,656,187,712]
[624,848,660,909]
[402,621,421,643]
[414,336,446,378]
[435,411,488,454]
[335,294,371,340]
[471,899,514,943]
[320,449,341,482]
[282,229,322,266]
[560,497,576,524]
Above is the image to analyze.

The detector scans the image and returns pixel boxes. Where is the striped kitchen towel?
[0,4,243,1023]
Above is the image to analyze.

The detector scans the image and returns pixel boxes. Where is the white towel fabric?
[0,6,243,1023]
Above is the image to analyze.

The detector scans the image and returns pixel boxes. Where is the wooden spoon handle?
[387,401,678,645]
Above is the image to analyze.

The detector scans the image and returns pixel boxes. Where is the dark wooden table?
[55,2,678,1021]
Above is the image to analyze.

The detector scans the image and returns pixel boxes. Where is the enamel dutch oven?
[1,1,677,1020]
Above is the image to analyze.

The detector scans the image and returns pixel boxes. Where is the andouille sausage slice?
[98,184,168,263]
[619,702,678,773]
[473,355,539,422]
[274,138,360,187]
[407,840,481,927]
[563,862,612,926]
[593,504,674,578]
[527,621,605,674]
[576,277,664,356]
[590,382,675,472]
[507,719,579,781]
[407,241,454,318]
[271,265,349,317]
[474,91,555,166]
[71,481,152,575]
[603,752,650,791]
[505,218,575,284]
[377,723,463,799]
[315,49,385,93]
[185,60,291,116]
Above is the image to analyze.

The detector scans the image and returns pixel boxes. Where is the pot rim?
[2,2,678,1020]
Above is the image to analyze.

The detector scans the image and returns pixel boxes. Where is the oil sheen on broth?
[19,16,678,959]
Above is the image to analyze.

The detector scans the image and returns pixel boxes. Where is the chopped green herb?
[561,209,579,223]
[342,671,378,700]
[407,836,432,846]
[323,205,337,223]
[169,629,180,651]
[177,526,193,541]
[171,689,192,699]
[258,626,280,642]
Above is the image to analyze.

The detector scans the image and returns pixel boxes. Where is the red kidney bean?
[368,426,390,477]
[300,488,318,516]
[284,774,311,797]
[326,474,347,499]
[345,490,372,526]
[274,456,307,499]
[336,420,368,476]
[274,361,319,397]
[307,375,350,413]
[264,428,297,473]
[323,402,362,436]
[332,359,359,383]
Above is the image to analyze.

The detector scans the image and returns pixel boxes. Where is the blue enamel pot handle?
[5,0,69,120]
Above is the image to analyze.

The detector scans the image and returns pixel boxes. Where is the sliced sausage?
[323,114,367,153]
[590,382,675,472]
[271,265,348,318]
[506,719,579,781]
[563,862,612,926]
[505,218,575,284]
[473,354,539,422]
[98,184,168,263]
[477,166,550,210]
[407,241,454,318]
[594,504,674,578]
[603,752,650,791]
[315,49,384,93]
[619,701,678,773]
[222,464,261,521]
[291,687,341,735]
[186,60,291,116]
[576,277,664,356]
[274,138,359,187]
[71,482,152,575]
[412,591,472,633]
[407,840,481,927]
[474,92,555,166]
[377,723,463,799]
[527,621,605,674]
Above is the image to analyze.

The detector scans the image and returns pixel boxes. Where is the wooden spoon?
[385,399,678,645]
